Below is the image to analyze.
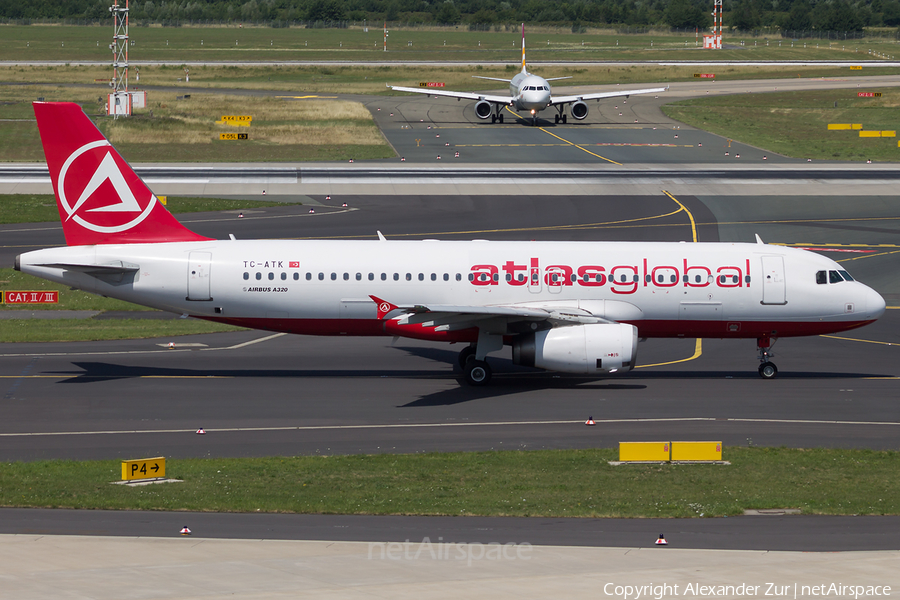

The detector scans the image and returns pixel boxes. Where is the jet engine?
[570,101,589,120]
[474,100,493,119]
[512,323,638,374]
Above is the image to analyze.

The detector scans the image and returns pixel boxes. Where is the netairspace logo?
[368,537,532,567]
[603,582,892,600]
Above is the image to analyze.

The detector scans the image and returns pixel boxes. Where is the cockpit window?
[816,270,827,285]
[829,270,843,283]
[839,270,854,281]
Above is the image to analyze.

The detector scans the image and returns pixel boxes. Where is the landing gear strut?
[554,107,567,124]
[757,336,778,379]
[459,329,503,386]
[491,107,504,124]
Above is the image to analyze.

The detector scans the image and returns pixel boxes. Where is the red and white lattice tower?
[109,0,131,117]
[706,0,723,49]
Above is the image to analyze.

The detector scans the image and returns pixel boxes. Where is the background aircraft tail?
[33,101,211,246]
[521,23,527,73]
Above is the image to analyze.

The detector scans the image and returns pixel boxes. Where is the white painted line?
[727,418,900,426]
[0,417,717,437]
[0,332,287,358]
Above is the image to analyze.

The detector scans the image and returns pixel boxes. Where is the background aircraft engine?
[474,100,493,119]
[512,323,638,374]
[570,101,589,120]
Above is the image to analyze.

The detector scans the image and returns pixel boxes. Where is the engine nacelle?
[474,100,493,119]
[570,101,589,120]
[512,323,638,374]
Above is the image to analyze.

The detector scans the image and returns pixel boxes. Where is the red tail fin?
[33,102,211,246]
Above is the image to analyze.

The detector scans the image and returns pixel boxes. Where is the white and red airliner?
[16,102,886,385]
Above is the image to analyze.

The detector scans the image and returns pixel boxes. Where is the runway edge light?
[655,534,668,546]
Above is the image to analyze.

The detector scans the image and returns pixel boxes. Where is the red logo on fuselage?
[469,258,751,295]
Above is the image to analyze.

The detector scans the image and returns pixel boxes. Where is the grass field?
[663,87,900,161]
[1,447,897,517]
[0,85,394,162]
[0,24,898,63]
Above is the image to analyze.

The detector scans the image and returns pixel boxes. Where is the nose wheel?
[757,336,778,379]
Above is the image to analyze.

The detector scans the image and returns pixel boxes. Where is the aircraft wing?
[549,86,667,106]
[370,296,611,330]
[390,86,512,105]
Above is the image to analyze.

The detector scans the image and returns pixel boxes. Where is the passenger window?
[418,273,424,281]
[406,273,412,281]
[318,273,324,280]
[719,275,726,284]
[306,272,312,280]
[695,275,702,283]
[633,275,639,282]
[745,275,751,283]
[293,273,299,281]
[829,270,842,284]
[683,275,688,283]
[393,273,399,281]
[657,275,664,283]
[331,273,337,281]
[268,272,274,280]
[381,273,386,281]
[281,272,287,280]
[243,272,249,280]
[443,273,449,281]
[816,271,827,284]
[256,272,262,280]
[506,273,512,282]
[732,275,738,284]
[519,274,526,282]
[468,273,474,281]
[431,273,437,281]
[368,273,374,281]
[456,273,462,281]
[839,270,854,281]
[343,273,349,281]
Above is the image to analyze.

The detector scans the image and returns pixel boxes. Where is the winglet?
[377,230,386,241]
[369,295,399,320]
[755,234,765,244]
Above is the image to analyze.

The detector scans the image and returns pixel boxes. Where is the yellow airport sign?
[850,65,862,70]
[619,441,670,462]
[881,131,896,137]
[221,115,252,121]
[219,133,248,140]
[860,131,882,137]
[122,457,165,481]
[158,195,166,205]
[671,441,722,461]
[828,124,863,130]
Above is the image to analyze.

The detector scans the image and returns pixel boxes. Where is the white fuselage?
[509,72,552,114]
[17,240,885,343]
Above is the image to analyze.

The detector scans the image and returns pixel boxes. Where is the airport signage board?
[693,73,715,78]
[857,92,882,97]
[419,82,445,87]
[219,133,249,140]
[850,66,862,70]
[121,457,166,481]
[2,291,58,304]
[221,115,252,122]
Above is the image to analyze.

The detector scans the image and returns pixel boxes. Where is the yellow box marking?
[828,124,852,130]
[852,124,863,130]
[121,457,165,481]
[850,66,862,70]
[619,441,670,462]
[859,131,882,138]
[671,441,722,461]
[881,131,896,137]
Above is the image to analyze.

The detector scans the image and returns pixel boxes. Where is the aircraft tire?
[554,114,559,124]
[491,114,497,123]
[499,114,503,123]
[563,114,567,124]
[464,360,492,386]
[458,346,477,369]
[758,362,778,379]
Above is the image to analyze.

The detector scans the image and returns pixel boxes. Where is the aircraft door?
[760,256,786,305]
[187,251,212,301]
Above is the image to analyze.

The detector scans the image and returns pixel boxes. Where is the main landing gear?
[458,344,492,386]
[490,107,504,124]
[757,336,778,379]
[554,107,567,124]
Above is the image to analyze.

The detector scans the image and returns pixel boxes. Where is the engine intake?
[570,101,588,120]
[512,323,638,374]
[474,100,493,119]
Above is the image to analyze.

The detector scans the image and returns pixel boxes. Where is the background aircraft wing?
[390,86,511,104]
[549,86,667,106]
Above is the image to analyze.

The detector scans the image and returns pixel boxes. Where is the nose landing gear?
[757,336,778,379]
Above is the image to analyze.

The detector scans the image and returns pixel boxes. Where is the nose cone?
[864,285,886,320]
[521,90,550,110]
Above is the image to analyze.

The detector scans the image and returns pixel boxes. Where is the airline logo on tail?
[58,140,157,233]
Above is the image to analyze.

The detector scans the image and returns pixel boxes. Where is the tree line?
[1,0,897,33]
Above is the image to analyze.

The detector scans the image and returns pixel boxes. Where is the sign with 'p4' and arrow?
[121,457,166,481]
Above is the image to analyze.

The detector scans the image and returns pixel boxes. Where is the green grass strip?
[2,448,898,517]
[662,88,900,162]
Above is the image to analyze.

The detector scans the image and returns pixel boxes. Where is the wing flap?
[550,86,667,106]
[390,86,512,105]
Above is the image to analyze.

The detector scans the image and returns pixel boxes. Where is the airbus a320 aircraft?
[17,102,886,385]
[391,24,666,125]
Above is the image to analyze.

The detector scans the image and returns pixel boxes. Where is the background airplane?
[16,102,886,386]
[391,24,667,125]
